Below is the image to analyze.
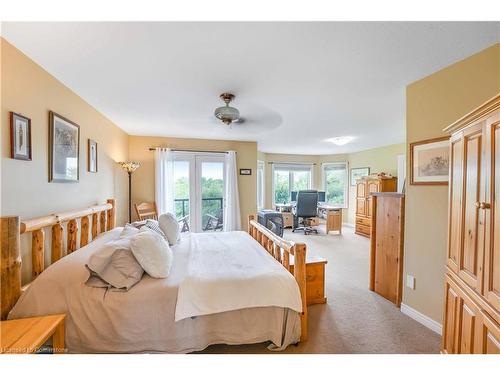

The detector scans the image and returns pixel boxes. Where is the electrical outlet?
[406,275,416,290]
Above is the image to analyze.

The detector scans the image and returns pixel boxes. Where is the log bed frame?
[247,214,308,341]
[1,199,116,321]
[0,201,308,344]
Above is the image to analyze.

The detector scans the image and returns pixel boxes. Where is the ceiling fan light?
[326,136,355,146]
[214,105,240,124]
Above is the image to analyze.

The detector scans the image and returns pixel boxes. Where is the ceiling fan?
[214,93,244,126]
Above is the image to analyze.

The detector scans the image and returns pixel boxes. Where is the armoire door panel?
[458,126,484,291]
[442,280,460,353]
[479,310,500,354]
[356,182,366,198]
[356,198,366,216]
[459,302,476,354]
[484,119,500,313]
[447,135,464,273]
[367,181,379,194]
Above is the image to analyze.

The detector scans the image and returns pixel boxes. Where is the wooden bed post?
[247,214,254,235]
[107,199,116,230]
[1,216,21,320]
[293,243,308,341]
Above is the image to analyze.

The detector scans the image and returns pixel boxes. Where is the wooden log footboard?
[247,214,308,342]
[1,199,116,320]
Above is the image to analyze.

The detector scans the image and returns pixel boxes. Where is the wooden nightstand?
[0,314,66,354]
[290,255,327,305]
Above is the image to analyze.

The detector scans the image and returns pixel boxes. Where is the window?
[322,162,348,208]
[257,161,265,210]
[272,163,313,204]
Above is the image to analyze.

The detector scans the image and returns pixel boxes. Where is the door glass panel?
[174,160,190,232]
[201,162,224,232]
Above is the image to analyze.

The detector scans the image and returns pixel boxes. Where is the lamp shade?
[118,161,141,173]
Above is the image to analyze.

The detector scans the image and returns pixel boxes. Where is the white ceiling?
[2,22,499,154]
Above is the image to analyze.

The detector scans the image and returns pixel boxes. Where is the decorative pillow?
[131,229,173,278]
[85,238,144,291]
[129,220,147,229]
[119,224,140,238]
[158,213,180,245]
[144,219,168,240]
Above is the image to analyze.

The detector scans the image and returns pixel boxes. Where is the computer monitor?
[317,191,326,202]
[291,191,298,202]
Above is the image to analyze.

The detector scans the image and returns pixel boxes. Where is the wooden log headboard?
[0,199,116,320]
[247,214,308,342]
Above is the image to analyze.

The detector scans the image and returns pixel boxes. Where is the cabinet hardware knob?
[477,202,491,209]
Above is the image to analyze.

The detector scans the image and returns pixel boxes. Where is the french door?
[172,152,226,232]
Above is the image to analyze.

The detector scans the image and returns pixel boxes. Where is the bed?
[0,199,308,353]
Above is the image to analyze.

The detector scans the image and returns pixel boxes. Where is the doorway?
[172,152,226,232]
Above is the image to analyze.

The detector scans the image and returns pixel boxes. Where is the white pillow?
[158,213,180,245]
[119,224,140,238]
[130,229,173,278]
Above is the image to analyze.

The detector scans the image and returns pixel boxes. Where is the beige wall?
[403,43,500,323]
[341,143,405,224]
[260,143,404,224]
[1,39,129,281]
[128,136,257,230]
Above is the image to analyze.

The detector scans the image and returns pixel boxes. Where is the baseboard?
[400,303,442,335]
[343,223,354,228]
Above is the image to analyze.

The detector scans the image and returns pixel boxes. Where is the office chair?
[292,190,319,235]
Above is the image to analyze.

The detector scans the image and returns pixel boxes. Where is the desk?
[317,204,342,234]
[275,203,342,233]
[0,314,66,354]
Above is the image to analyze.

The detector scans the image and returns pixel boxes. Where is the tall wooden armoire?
[355,174,397,237]
[441,94,500,354]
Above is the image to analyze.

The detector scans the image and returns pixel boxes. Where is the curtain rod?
[149,147,229,154]
[267,161,317,165]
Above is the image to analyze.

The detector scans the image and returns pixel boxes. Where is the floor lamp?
[118,161,141,223]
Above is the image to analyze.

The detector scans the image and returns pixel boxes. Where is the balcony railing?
[174,197,223,219]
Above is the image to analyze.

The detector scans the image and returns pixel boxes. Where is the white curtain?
[155,148,175,215]
[223,151,241,231]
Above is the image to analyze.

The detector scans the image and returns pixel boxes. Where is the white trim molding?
[400,303,442,335]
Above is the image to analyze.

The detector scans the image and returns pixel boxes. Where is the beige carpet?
[199,225,440,354]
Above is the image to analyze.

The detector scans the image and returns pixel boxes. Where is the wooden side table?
[1,314,66,354]
[291,255,327,305]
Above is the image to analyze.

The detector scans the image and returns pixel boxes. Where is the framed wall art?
[88,139,98,173]
[49,111,80,182]
[410,136,450,185]
[350,167,370,186]
[10,112,32,161]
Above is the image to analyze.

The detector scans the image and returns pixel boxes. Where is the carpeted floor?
[199,224,440,354]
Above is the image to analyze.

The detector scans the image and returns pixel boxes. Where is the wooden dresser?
[441,94,500,354]
[369,193,405,306]
[355,175,397,237]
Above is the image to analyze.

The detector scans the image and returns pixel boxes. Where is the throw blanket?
[175,231,302,321]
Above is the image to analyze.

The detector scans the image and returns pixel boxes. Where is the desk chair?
[292,190,319,235]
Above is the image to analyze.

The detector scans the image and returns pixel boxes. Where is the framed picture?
[350,167,370,186]
[240,168,252,175]
[49,111,80,183]
[410,136,450,185]
[88,139,98,173]
[10,112,32,160]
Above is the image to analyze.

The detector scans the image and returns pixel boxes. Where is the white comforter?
[175,231,303,321]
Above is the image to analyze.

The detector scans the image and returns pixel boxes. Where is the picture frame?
[10,112,32,161]
[350,167,370,186]
[49,111,80,183]
[240,168,252,175]
[410,136,450,185]
[88,139,98,173]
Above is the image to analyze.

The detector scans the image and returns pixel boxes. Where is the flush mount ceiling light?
[326,136,355,146]
[214,93,240,126]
